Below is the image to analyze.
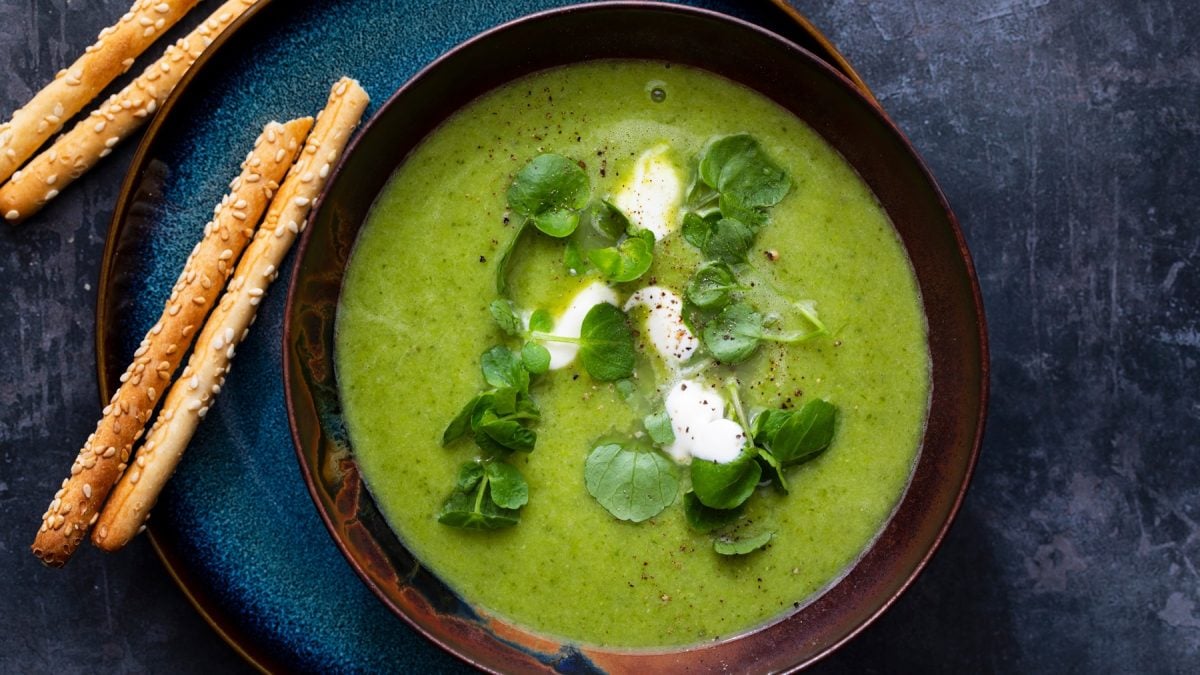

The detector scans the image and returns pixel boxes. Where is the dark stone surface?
[1,0,1196,672]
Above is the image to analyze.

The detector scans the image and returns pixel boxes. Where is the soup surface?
[335,60,929,648]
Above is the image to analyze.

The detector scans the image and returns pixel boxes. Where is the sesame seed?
[45,174,57,185]
[189,375,200,389]
[231,210,247,221]
[263,264,275,276]
[155,3,169,13]
[44,189,59,201]
[139,16,153,26]
[219,249,233,260]
[335,81,348,96]
[191,296,204,305]
[300,172,313,182]
[248,287,263,297]
[319,163,330,178]
[267,128,277,144]
[99,148,112,158]
[129,470,141,484]
[105,137,120,148]
[274,148,286,163]
[187,399,201,411]
[224,327,234,342]
[4,210,18,221]
[143,26,155,37]
[293,196,309,207]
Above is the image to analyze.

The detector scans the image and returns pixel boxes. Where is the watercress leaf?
[485,462,529,509]
[533,209,580,238]
[643,410,676,446]
[699,134,756,189]
[587,231,654,283]
[686,261,740,309]
[489,388,516,417]
[750,408,789,446]
[442,394,481,446]
[718,193,768,230]
[515,391,541,419]
[699,134,791,209]
[769,399,837,466]
[477,409,537,452]
[494,219,529,296]
[690,449,762,510]
[529,308,554,334]
[584,443,679,522]
[701,302,765,364]
[564,238,588,274]
[713,530,774,556]
[473,427,508,455]
[683,490,743,533]
[681,298,720,336]
[437,489,520,530]
[469,391,496,431]
[455,461,485,492]
[481,346,529,391]
[507,153,590,216]
[521,341,551,375]
[489,299,525,337]
[702,217,755,264]
[756,448,790,493]
[682,212,713,249]
[578,303,636,381]
[591,199,631,239]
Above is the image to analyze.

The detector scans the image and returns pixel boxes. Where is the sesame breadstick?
[93,79,370,551]
[0,0,258,224]
[0,0,201,185]
[32,117,312,567]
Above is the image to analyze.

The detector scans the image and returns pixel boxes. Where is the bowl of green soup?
[284,2,987,672]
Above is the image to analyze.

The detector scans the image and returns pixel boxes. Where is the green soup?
[335,61,929,648]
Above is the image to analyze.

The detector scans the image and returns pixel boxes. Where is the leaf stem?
[725,379,749,429]
[473,474,490,515]
[530,331,581,345]
[495,219,530,296]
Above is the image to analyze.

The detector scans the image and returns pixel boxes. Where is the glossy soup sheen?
[335,61,929,648]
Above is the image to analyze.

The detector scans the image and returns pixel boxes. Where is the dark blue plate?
[97,1,870,671]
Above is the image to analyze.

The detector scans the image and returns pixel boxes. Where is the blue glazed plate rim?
[93,2,872,672]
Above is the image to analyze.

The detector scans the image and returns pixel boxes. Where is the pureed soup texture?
[335,61,929,648]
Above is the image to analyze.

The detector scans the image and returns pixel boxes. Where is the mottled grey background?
[1,0,1196,673]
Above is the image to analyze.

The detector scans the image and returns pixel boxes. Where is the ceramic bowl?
[284,2,988,672]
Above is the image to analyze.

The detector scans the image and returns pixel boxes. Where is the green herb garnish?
[437,460,527,529]
[698,134,791,211]
[520,342,551,374]
[682,490,743,533]
[700,302,824,364]
[685,261,742,309]
[643,409,675,446]
[506,153,591,237]
[496,154,592,294]
[713,530,774,556]
[753,399,837,466]
[690,447,762,510]
[588,229,654,283]
[532,303,636,381]
[584,443,679,522]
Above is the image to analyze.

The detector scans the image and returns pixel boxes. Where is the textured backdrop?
[1,0,1197,672]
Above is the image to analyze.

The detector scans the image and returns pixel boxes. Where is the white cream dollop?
[542,280,619,370]
[662,380,747,464]
[623,286,699,366]
[609,144,683,240]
